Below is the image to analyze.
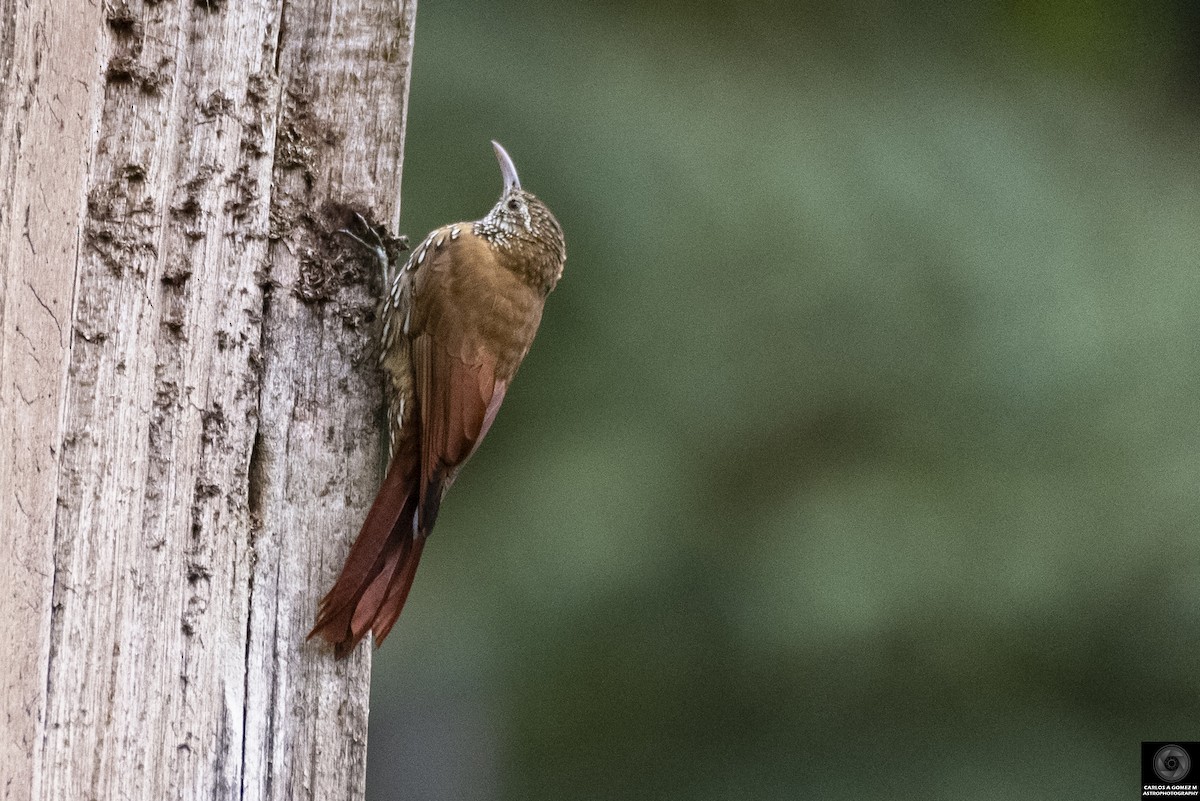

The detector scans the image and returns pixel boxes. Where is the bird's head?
[477,141,565,293]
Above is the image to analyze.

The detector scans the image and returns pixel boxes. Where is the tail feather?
[309,438,427,658]
[349,535,408,638]
[371,535,427,646]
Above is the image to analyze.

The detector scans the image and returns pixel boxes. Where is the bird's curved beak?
[492,140,521,193]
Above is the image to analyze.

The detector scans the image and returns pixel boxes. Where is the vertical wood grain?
[0,0,415,796]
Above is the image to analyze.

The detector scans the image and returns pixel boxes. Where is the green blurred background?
[368,1,1200,798]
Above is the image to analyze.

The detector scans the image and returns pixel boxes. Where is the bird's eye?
[507,199,520,211]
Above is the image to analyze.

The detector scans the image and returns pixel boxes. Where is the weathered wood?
[0,3,105,798]
[0,0,416,797]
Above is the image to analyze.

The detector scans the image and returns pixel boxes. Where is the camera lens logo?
[1154,744,1191,784]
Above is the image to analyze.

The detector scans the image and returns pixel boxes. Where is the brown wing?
[412,333,507,532]
[408,226,534,531]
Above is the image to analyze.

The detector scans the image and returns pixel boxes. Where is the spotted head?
[475,141,566,294]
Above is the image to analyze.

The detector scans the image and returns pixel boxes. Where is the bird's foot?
[337,212,410,289]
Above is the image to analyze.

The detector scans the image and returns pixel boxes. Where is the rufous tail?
[308,438,428,659]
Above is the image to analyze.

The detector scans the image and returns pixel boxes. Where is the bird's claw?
[338,212,387,260]
[337,212,400,286]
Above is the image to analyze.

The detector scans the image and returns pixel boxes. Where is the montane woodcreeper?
[309,141,566,658]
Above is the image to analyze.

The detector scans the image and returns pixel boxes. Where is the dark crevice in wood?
[240,0,289,789]
[273,0,288,75]
[239,282,271,795]
[240,271,273,801]
[239,425,264,801]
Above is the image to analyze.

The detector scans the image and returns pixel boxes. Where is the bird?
[309,141,566,658]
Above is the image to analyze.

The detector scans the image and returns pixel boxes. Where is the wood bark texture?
[0,0,416,797]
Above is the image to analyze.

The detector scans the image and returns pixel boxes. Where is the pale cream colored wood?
[0,0,416,797]
[0,3,105,799]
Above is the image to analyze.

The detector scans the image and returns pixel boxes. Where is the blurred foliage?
[368,1,1200,799]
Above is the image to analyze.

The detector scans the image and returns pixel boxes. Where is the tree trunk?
[0,0,416,797]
